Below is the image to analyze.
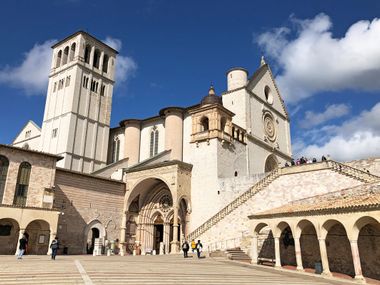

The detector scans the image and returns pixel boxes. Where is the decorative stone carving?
[159,194,173,212]
[263,112,276,142]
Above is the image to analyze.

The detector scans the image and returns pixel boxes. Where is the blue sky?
[0,0,379,161]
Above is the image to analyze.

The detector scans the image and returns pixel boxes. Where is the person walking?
[17,234,28,259]
[50,237,60,260]
[196,240,203,259]
[191,239,196,254]
[182,240,189,258]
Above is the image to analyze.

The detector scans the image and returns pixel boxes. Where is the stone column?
[164,222,170,254]
[99,51,104,71]
[250,236,258,264]
[318,238,331,276]
[89,46,95,66]
[350,240,364,281]
[14,228,25,255]
[294,237,304,271]
[47,232,57,255]
[170,206,180,253]
[119,211,127,256]
[274,237,281,267]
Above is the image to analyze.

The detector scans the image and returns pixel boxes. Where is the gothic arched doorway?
[265,154,278,173]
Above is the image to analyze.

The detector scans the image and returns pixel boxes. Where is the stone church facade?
[1,31,379,282]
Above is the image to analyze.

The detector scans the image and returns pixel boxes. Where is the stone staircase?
[187,160,380,244]
[226,248,251,263]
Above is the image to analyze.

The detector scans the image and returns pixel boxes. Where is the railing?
[187,169,280,241]
[329,160,380,183]
[207,237,242,252]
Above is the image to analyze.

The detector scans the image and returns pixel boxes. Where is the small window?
[25,130,31,138]
[56,50,62,68]
[200,117,209,132]
[69,42,76,61]
[93,49,101,69]
[264,86,274,104]
[102,54,109,73]
[13,162,31,207]
[100,84,106,96]
[234,171,238,177]
[62,46,69,65]
[65,76,71,87]
[52,128,58,138]
[84,45,91,64]
[53,82,57,92]
[149,127,159,157]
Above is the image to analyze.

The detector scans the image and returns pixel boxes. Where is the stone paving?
[0,254,355,285]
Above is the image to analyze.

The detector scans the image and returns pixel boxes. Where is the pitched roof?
[249,182,380,219]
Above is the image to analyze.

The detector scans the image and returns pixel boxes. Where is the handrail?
[328,160,380,183]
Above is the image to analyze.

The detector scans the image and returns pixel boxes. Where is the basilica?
[1,31,379,282]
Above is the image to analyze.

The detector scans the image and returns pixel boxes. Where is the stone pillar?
[318,239,331,276]
[163,108,183,161]
[250,236,258,264]
[294,237,304,271]
[47,232,57,255]
[164,222,170,254]
[274,237,281,267]
[170,206,180,253]
[350,240,364,281]
[119,211,127,256]
[14,228,25,255]
[89,46,95,66]
[99,51,104,71]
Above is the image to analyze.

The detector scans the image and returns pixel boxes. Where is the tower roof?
[51,30,119,54]
[200,85,223,106]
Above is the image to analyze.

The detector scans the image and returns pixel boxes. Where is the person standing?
[50,237,60,260]
[191,239,196,254]
[17,234,28,259]
[182,240,189,258]
[196,240,203,259]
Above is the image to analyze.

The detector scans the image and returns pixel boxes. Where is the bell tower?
[40,31,118,173]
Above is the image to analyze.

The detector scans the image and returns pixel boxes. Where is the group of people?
[284,155,329,167]
[17,234,60,260]
[181,239,203,258]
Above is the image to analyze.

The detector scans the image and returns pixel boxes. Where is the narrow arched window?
[93,49,101,69]
[200,117,209,132]
[13,162,31,207]
[62,46,69,65]
[69,42,76,61]
[56,50,62,68]
[0,156,9,203]
[232,126,235,138]
[112,137,120,163]
[221,117,226,132]
[102,54,109,73]
[84,45,91,64]
[150,127,159,157]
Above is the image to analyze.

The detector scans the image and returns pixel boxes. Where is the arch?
[220,117,227,132]
[0,218,20,254]
[93,48,101,69]
[56,50,62,68]
[352,216,380,240]
[13,161,31,206]
[25,219,50,255]
[276,221,296,266]
[200,117,209,132]
[83,220,106,254]
[264,154,278,173]
[69,42,76,61]
[62,46,69,65]
[0,155,9,203]
[84,44,91,64]
[323,220,355,277]
[357,222,380,280]
[297,219,321,271]
[254,223,275,262]
[102,54,109,73]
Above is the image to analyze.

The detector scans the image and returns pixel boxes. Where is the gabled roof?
[12,120,41,144]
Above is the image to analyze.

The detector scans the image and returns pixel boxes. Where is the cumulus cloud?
[299,103,350,128]
[0,40,55,95]
[256,13,380,103]
[294,103,380,161]
[104,37,137,86]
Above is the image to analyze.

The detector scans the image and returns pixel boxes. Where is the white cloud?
[103,37,137,86]
[299,103,350,128]
[256,13,380,104]
[0,40,55,95]
[295,102,380,161]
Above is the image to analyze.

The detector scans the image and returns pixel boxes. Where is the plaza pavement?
[0,253,355,285]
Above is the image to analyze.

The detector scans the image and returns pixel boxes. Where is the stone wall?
[345,157,380,176]
[54,168,125,254]
[197,168,363,252]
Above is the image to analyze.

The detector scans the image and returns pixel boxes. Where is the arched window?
[69,42,76,61]
[232,126,235,138]
[84,45,91,64]
[0,156,9,203]
[13,162,31,207]
[150,127,159,157]
[93,49,101,69]
[56,50,62,68]
[200,117,209,132]
[102,54,109,73]
[62,46,69,65]
[236,129,240,140]
[221,117,227,132]
[112,137,120,163]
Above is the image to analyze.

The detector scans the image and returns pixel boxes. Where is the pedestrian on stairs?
[50,237,60,260]
[196,240,203,258]
[182,240,189,258]
[191,239,196,253]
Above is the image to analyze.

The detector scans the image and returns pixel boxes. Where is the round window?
[263,112,276,141]
[264,86,274,105]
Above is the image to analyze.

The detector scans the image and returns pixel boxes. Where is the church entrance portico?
[120,161,192,255]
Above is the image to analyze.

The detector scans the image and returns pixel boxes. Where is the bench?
[257,257,276,266]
